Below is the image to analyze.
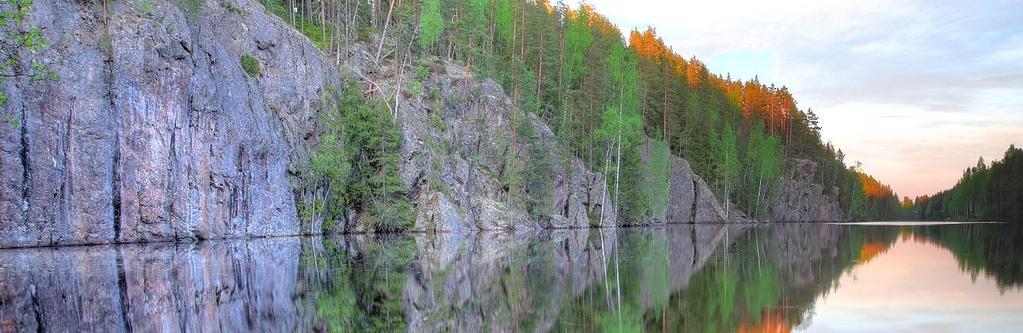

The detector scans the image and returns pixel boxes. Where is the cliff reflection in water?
[1,223,1021,332]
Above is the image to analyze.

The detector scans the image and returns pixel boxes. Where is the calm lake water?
[1,222,1020,332]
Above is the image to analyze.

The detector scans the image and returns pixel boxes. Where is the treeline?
[908,145,1023,222]
[855,172,901,220]
[261,0,898,223]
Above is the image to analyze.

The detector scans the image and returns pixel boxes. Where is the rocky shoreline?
[0,0,842,249]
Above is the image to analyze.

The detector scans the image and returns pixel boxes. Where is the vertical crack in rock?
[20,102,37,242]
[689,177,699,224]
[58,104,74,238]
[116,249,132,332]
[690,224,698,267]
[30,282,44,333]
[104,13,120,242]
[112,136,121,241]
[165,129,176,231]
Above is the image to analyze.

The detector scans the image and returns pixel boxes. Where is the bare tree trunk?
[303,0,310,30]
[614,233,623,330]
[663,61,668,141]
[371,0,378,29]
[392,23,420,120]
[598,229,612,308]
[374,0,395,64]
[320,0,327,47]
[613,85,624,224]
[755,168,764,218]
[519,4,525,61]
[535,22,544,102]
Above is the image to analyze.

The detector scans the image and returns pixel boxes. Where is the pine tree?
[419,0,443,50]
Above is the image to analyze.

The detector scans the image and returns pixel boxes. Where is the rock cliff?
[771,159,846,222]
[640,141,844,223]
[0,0,841,248]
[0,0,346,247]
[0,0,618,248]
[390,62,616,232]
[640,139,731,224]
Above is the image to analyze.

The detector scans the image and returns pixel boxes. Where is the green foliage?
[449,0,490,68]
[406,79,423,96]
[494,0,515,47]
[516,116,554,220]
[595,105,644,220]
[262,0,898,222]
[172,0,203,18]
[219,0,245,15]
[136,0,154,15]
[642,139,670,217]
[298,198,326,228]
[309,132,352,217]
[498,132,521,194]
[718,124,739,207]
[561,9,592,87]
[240,54,261,77]
[0,0,57,113]
[339,85,414,231]
[914,145,1023,221]
[414,64,431,80]
[844,170,868,220]
[741,122,783,218]
[306,84,414,233]
[308,238,416,331]
[2,113,19,128]
[0,0,58,130]
[99,31,113,54]
[307,87,352,230]
[418,0,443,50]
[263,0,333,49]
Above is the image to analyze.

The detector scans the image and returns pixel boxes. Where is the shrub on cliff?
[307,84,414,232]
[1,0,58,128]
[516,116,554,220]
[240,54,261,77]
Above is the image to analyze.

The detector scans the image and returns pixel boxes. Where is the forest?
[258,0,902,223]
[907,145,1023,222]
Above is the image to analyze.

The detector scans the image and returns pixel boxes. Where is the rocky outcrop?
[771,159,845,222]
[641,141,845,224]
[0,0,843,249]
[0,0,343,247]
[390,62,615,232]
[641,139,729,224]
[0,0,619,248]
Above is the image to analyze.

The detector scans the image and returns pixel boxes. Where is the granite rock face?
[0,0,621,247]
[0,0,842,248]
[771,159,846,222]
[0,0,341,247]
[640,139,729,224]
[392,63,616,232]
[641,141,845,224]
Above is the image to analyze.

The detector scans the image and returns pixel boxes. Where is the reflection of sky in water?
[800,236,1023,332]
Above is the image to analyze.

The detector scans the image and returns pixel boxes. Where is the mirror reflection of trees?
[4,223,1017,332]
[296,223,1022,332]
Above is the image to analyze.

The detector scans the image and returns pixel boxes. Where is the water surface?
[0,223,1020,332]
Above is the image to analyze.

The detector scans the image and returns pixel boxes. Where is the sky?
[566,0,1023,198]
